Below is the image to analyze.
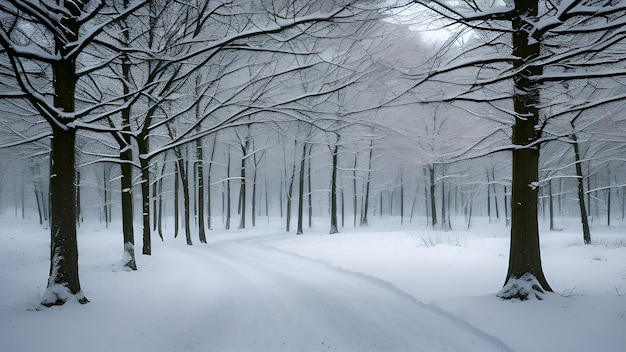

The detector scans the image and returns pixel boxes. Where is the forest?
[0,0,625,314]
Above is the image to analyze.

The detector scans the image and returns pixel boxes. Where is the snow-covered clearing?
[1,215,624,351]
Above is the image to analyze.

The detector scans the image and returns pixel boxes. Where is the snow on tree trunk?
[500,0,552,299]
[42,126,88,306]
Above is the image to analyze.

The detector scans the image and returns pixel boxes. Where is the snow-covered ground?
[1,214,624,351]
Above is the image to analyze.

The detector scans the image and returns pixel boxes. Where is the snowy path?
[2,230,513,352]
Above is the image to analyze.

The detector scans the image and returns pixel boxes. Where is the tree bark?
[206,135,216,230]
[42,126,88,306]
[352,154,358,227]
[41,13,88,304]
[548,180,555,231]
[500,0,553,299]
[360,140,373,226]
[307,146,313,228]
[429,164,437,228]
[120,140,137,270]
[120,49,137,269]
[225,152,231,230]
[238,139,249,229]
[176,157,193,245]
[286,144,297,232]
[329,143,339,234]
[196,137,206,243]
[297,143,307,235]
[174,161,180,238]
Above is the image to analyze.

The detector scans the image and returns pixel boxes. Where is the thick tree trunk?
[42,126,88,306]
[41,20,88,304]
[499,0,552,299]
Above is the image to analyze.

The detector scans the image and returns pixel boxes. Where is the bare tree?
[0,0,150,306]
[406,0,626,299]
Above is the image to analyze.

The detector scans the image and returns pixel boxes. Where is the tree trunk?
[341,188,345,228]
[486,168,492,223]
[176,157,193,245]
[174,161,180,238]
[225,152,231,230]
[548,180,555,231]
[571,130,591,243]
[196,137,206,243]
[101,166,106,225]
[606,166,611,227]
[330,143,339,234]
[251,156,258,228]
[120,137,137,270]
[42,126,88,306]
[238,140,248,229]
[297,143,307,235]
[352,154,358,227]
[360,141,373,226]
[152,163,158,232]
[399,173,404,225]
[119,5,137,269]
[504,185,510,227]
[157,161,165,241]
[429,164,437,228]
[286,144,297,232]
[499,0,552,299]
[440,168,450,231]
[75,171,81,225]
[137,151,152,255]
[492,168,500,220]
[307,146,313,228]
[41,19,88,303]
[206,135,216,230]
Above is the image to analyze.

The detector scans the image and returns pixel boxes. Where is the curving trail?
[161,232,514,352]
[1,229,513,352]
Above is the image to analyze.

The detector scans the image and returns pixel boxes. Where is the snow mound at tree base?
[40,284,89,307]
[497,273,547,300]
